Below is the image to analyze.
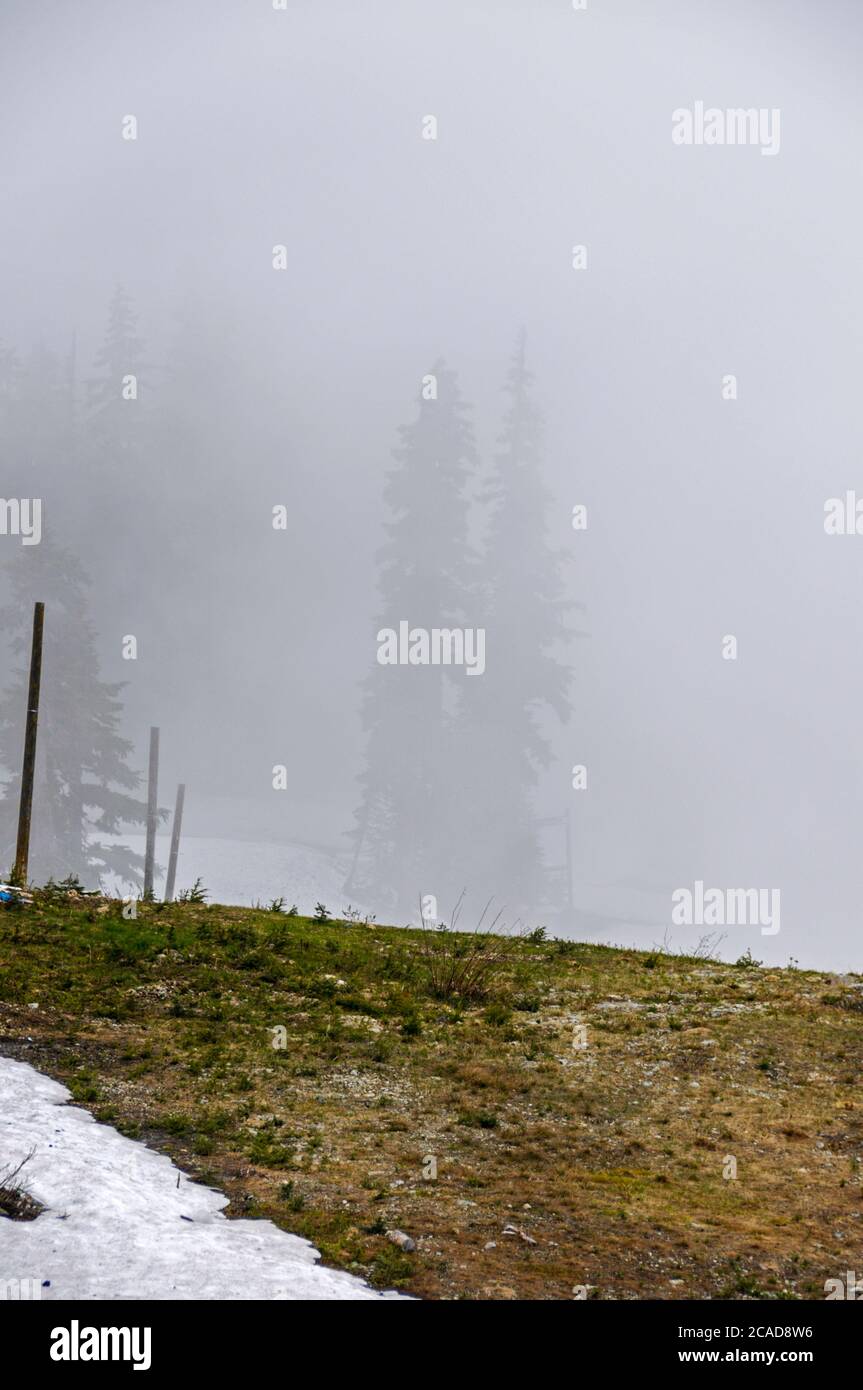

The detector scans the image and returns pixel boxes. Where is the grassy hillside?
[1,892,861,1300]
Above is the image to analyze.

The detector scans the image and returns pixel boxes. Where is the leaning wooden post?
[11,602,45,887]
[143,726,159,898]
[164,783,185,903]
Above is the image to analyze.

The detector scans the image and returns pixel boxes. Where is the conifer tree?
[347,361,478,917]
[87,285,146,457]
[0,541,147,889]
[457,331,573,914]
[78,287,151,626]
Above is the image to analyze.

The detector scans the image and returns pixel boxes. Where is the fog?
[2,0,862,969]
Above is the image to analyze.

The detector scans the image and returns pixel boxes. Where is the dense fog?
[2,0,862,968]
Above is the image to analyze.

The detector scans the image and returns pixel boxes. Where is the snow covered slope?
[96,833,374,921]
[0,1057,406,1301]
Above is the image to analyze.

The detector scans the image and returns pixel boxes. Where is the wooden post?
[164,782,185,903]
[11,602,45,887]
[565,807,574,913]
[143,726,159,898]
[343,803,369,897]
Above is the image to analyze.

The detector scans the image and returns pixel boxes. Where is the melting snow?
[0,1057,406,1301]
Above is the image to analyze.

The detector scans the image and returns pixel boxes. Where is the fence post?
[143,726,159,898]
[164,783,185,902]
[11,602,45,887]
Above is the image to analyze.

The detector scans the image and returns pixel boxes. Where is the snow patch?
[0,1056,406,1301]
[95,833,372,920]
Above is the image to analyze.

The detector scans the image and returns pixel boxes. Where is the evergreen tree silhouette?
[87,285,146,455]
[80,287,150,624]
[347,361,478,918]
[0,542,147,889]
[145,290,256,738]
[457,330,573,914]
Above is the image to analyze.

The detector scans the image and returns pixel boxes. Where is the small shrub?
[68,1072,101,1103]
[458,1110,498,1129]
[483,1002,512,1027]
[177,878,208,904]
[369,1242,414,1289]
[369,1037,394,1063]
[249,1132,294,1169]
[278,1180,305,1211]
[343,904,375,925]
[0,1151,43,1221]
[417,893,522,1003]
[162,1114,192,1135]
[734,947,763,969]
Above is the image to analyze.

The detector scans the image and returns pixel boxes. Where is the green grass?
[0,891,861,1300]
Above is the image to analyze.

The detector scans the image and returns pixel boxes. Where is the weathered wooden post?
[565,806,574,913]
[11,602,45,887]
[143,726,159,898]
[164,782,185,903]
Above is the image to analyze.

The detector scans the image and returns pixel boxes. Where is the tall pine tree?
[80,287,150,626]
[0,541,147,889]
[87,285,146,457]
[347,362,478,918]
[456,331,572,915]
